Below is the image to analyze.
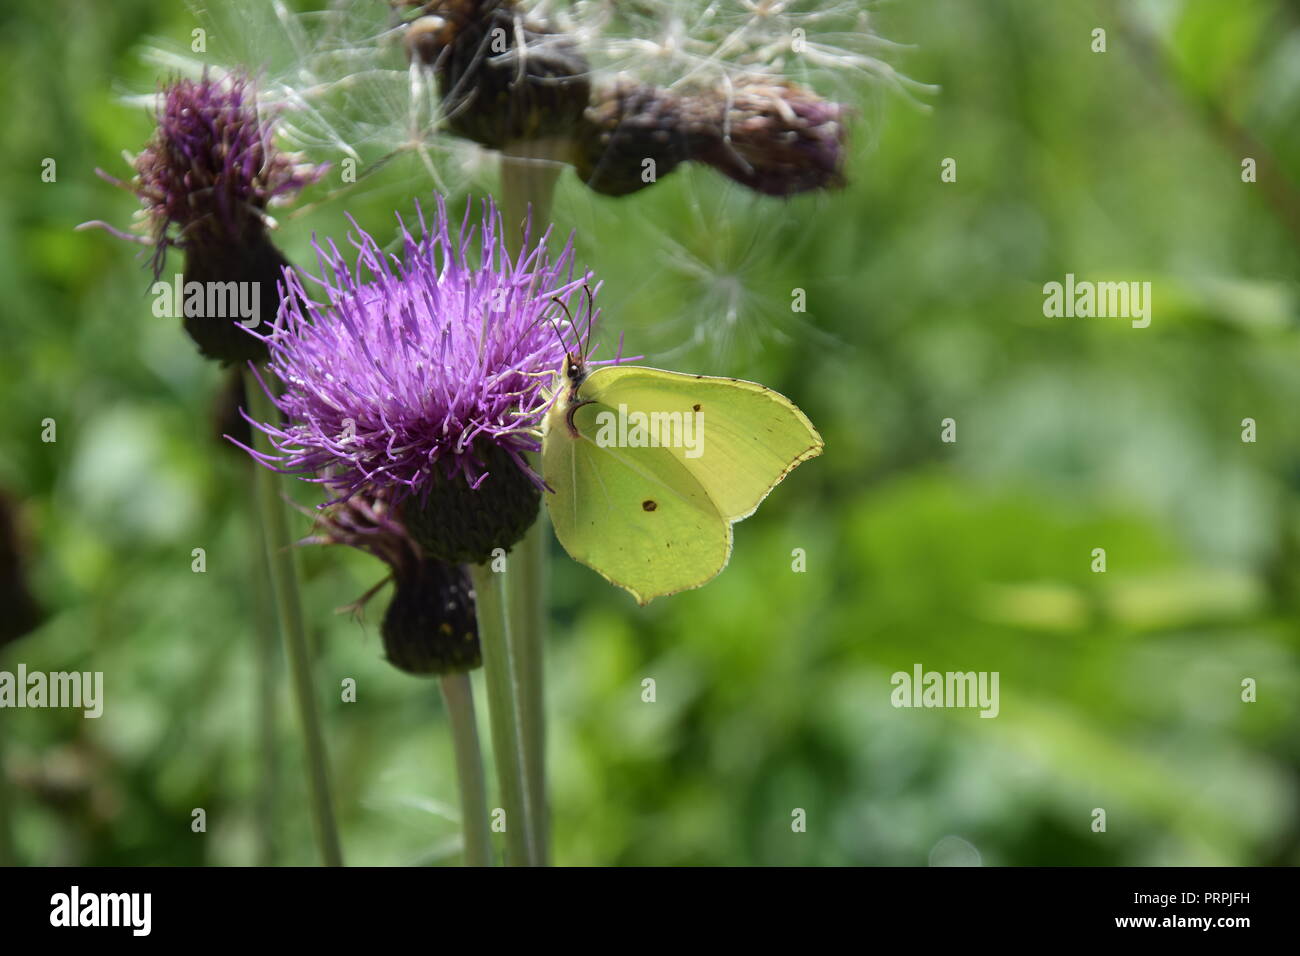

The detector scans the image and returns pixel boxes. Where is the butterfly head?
[550,285,597,395]
[563,351,588,390]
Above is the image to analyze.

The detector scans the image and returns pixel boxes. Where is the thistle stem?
[500,139,566,244]
[244,369,344,867]
[469,562,535,865]
[500,143,563,866]
[438,671,493,867]
[246,463,280,866]
[509,508,549,864]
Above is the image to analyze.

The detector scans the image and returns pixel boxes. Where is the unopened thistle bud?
[304,488,480,676]
[381,559,480,676]
[404,0,591,151]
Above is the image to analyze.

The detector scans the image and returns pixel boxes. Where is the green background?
[0,0,1297,865]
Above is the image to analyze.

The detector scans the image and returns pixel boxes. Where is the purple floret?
[89,71,325,274]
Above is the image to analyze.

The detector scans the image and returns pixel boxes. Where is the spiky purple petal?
[246,195,595,503]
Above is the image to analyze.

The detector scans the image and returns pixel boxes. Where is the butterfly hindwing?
[542,364,823,604]
[543,398,731,605]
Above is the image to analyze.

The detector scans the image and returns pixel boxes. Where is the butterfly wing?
[578,367,824,521]
[543,398,732,605]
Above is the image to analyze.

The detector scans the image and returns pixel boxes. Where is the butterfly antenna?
[579,282,596,359]
[548,295,578,355]
[502,291,574,364]
[500,311,547,364]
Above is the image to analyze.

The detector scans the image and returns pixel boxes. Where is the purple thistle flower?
[82,71,326,363]
[126,71,323,268]
[244,195,597,563]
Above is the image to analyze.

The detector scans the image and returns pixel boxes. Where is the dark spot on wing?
[693,403,701,411]
[642,499,657,512]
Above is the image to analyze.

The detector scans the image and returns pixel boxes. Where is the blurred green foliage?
[0,0,1297,866]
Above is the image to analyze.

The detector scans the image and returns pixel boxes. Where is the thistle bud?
[303,487,481,676]
[382,560,480,676]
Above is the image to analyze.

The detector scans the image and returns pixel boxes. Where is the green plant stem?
[246,463,280,867]
[244,369,344,867]
[500,141,563,866]
[438,671,493,866]
[510,505,549,864]
[470,562,535,865]
[500,139,566,246]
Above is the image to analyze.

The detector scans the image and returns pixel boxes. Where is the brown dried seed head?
[689,79,847,197]
[406,0,591,150]
[575,77,847,198]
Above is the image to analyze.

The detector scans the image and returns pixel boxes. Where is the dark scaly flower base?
[181,232,290,364]
[406,0,590,151]
[401,443,540,565]
[575,83,698,197]
[382,560,480,676]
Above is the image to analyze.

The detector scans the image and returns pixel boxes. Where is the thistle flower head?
[124,71,324,268]
[246,195,596,560]
[576,76,845,197]
[302,484,423,578]
[693,78,846,196]
[81,70,328,363]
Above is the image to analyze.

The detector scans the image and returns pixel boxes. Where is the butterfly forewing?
[578,367,824,521]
